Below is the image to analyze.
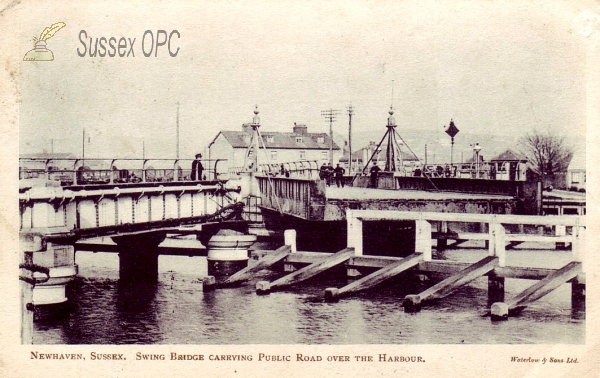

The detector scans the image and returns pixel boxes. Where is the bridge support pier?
[112,232,166,284]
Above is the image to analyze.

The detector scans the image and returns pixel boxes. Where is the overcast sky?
[17,0,597,160]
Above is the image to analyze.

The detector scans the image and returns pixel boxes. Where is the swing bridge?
[18,106,586,345]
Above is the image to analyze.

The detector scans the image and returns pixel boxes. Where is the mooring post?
[284,229,297,253]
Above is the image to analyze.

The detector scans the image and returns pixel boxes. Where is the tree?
[519,129,573,178]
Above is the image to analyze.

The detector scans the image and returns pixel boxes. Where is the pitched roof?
[490,149,526,162]
[214,130,341,150]
[568,151,585,171]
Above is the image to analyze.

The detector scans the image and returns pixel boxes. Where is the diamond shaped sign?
[445,120,459,138]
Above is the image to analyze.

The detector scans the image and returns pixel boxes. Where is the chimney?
[242,123,253,133]
[293,122,308,135]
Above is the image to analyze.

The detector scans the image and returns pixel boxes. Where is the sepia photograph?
[3,0,599,376]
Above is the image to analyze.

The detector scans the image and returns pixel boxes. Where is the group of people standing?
[319,163,346,187]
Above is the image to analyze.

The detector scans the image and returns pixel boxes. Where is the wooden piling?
[203,276,216,291]
[218,245,291,287]
[491,261,582,320]
[403,256,498,312]
[571,275,585,320]
[257,248,354,294]
[487,274,505,307]
[325,253,423,302]
[20,252,34,345]
[436,221,448,250]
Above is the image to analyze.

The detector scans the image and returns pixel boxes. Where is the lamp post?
[472,142,481,178]
[347,104,354,174]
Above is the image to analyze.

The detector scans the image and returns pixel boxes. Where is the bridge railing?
[351,173,523,196]
[347,210,586,268]
[19,158,228,186]
[229,160,320,179]
[19,181,240,237]
[256,175,325,220]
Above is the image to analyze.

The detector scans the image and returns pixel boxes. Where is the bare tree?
[519,129,573,178]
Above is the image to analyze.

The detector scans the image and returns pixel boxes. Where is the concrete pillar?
[207,232,256,278]
[284,229,297,253]
[112,232,166,284]
[487,274,505,307]
[571,277,585,320]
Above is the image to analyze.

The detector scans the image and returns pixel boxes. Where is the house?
[208,122,342,177]
[566,151,586,191]
[489,149,528,181]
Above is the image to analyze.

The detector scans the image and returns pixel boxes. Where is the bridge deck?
[325,186,514,201]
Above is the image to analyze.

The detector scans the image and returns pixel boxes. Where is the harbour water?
[34,246,584,344]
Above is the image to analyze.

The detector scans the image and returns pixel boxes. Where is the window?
[271,150,277,160]
[321,151,328,160]
[317,136,325,144]
[572,172,580,184]
[299,151,306,160]
[266,136,274,143]
[296,137,303,143]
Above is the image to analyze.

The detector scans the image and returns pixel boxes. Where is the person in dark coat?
[369,162,381,188]
[326,163,334,186]
[334,164,346,188]
[191,153,204,181]
[319,163,327,181]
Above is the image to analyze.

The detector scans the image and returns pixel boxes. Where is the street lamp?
[472,142,482,178]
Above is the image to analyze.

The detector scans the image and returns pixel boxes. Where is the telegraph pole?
[82,128,85,167]
[176,101,180,159]
[347,104,354,174]
[321,108,340,165]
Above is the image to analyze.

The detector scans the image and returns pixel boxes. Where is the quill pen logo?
[23,22,66,61]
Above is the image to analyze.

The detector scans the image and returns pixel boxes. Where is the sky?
[16,0,597,161]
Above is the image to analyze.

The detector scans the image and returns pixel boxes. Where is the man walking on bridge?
[191,153,204,181]
[334,164,346,188]
[369,162,381,188]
